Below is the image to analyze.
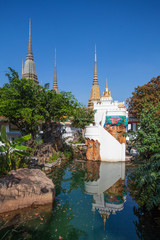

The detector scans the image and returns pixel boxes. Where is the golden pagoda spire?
[88,44,101,109]
[105,79,108,89]
[93,44,98,85]
[53,48,59,93]
[102,79,111,99]
[99,212,109,231]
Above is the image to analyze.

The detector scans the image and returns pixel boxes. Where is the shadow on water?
[0,160,160,239]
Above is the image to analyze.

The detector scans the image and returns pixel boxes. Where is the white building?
[85,83,128,162]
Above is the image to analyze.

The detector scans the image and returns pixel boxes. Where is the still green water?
[0,160,160,240]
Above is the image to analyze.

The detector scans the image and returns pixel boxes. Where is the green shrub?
[48,151,61,163]
[64,150,73,160]
[0,125,32,176]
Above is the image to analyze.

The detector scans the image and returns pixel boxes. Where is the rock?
[43,159,62,173]
[43,162,55,173]
[130,148,139,157]
[85,138,101,161]
[72,144,86,159]
[44,163,54,168]
[0,168,55,214]
[34,143,56,165]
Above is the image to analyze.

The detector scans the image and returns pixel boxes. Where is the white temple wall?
[85,125,126,162]
[94,102,128,127]
[99,126,125,161]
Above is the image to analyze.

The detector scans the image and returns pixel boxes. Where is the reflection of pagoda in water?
[85,162,126,227]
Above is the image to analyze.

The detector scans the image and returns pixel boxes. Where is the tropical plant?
[0,125,32,175]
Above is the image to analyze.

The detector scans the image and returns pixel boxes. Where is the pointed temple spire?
[102,78,112,100]
[22,20,38,84]
[26,19,34,61]
[88,44,101,109]
[105,79,108,89]
[93,44,98,85]
[53,48,59,93]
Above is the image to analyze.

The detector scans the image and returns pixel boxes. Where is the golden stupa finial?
[102,79,111,99]
[105,78,108,89]
[100,212,109,231]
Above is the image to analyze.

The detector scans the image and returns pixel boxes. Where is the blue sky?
[0,0,160,106]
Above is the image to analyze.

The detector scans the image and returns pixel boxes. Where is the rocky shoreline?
[0,140,134,215]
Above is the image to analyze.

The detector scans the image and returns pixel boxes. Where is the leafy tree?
[0,125,32,175]
[0,68,93,140]
[130,103,160,160]
[128,104,160,211]
[0,69,45,138]
[41,90,80,124]
[5,67,19,82]
[126,76,160,118]
[72,107,94,129]
[72,107,94,137]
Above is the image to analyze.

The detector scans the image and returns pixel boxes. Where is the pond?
[0,160,160,240]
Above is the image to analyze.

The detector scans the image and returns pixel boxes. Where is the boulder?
[34,143,56,165]
[0,168,55,214]
[85,138,101,161]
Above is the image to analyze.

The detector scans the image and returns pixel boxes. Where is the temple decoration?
[104,116,128,128]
